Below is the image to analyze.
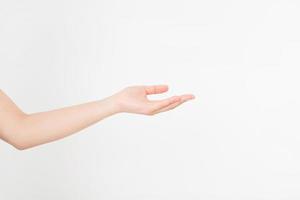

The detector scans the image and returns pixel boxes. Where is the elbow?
[6,135,31,150]
[1,115,33,150]
[12,142,30,150]
[16,146,31,151]
[12,144,26,150]
[1,129,32,151]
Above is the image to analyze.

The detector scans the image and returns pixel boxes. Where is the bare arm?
[0,85,195,150]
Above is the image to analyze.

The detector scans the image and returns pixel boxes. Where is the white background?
[1,0,300,199]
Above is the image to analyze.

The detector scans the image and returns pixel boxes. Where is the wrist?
[101,95,123,115]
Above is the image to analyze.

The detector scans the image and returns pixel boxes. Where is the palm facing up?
[111,85,195,115]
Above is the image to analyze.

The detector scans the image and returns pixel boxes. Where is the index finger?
[145,85,169,95]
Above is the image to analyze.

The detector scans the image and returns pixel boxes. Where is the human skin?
[0,85,195,150]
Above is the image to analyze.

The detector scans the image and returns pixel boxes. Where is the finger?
[153,95,195,114]
[149,95,181,113]
[145,85,169,95]
[180,94,196,101]
[153,100,184,115]
[152,94,195,115]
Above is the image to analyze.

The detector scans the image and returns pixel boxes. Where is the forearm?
[1,96,120,150]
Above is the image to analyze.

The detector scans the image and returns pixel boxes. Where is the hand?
[110,85,195,115]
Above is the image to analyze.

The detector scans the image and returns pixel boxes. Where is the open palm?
[111,85,195,115]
